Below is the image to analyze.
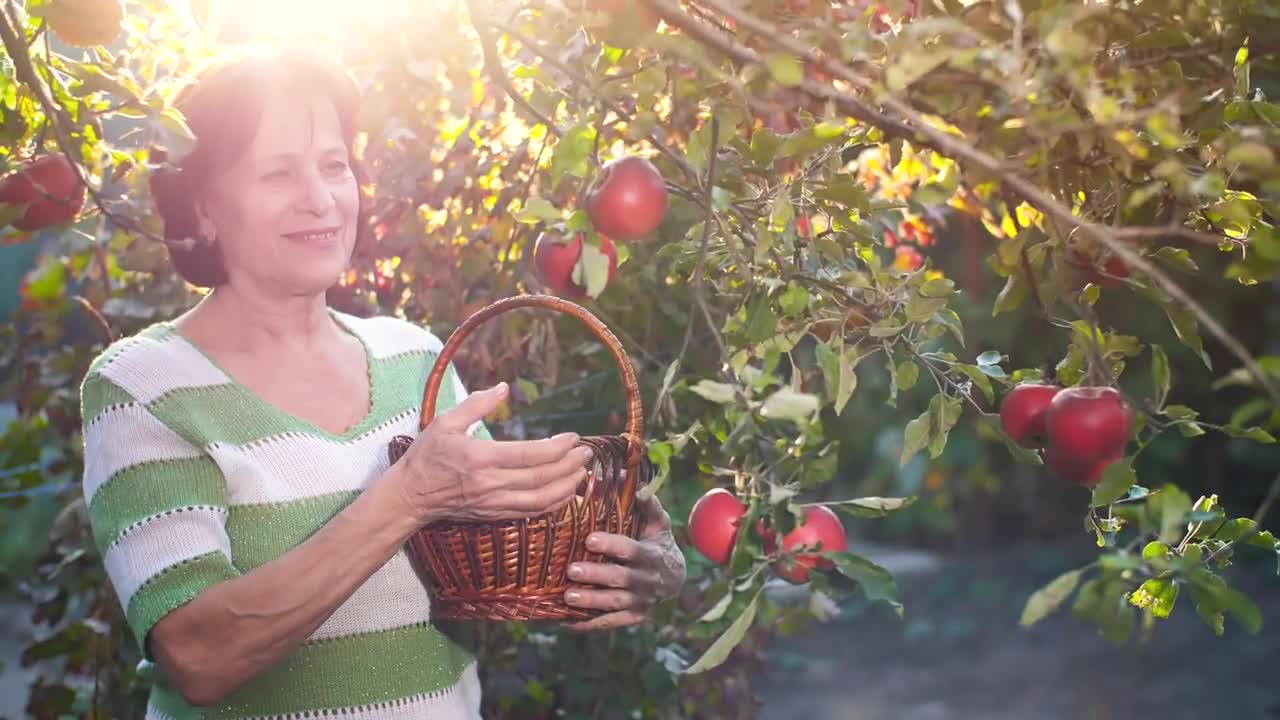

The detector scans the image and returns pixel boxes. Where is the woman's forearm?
[149,465,420,707]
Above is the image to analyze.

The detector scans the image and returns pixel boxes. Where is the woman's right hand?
[388,382,592,525]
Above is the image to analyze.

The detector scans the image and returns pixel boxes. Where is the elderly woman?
[79,47,685,718]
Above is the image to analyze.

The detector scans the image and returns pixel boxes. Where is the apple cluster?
[535,156,667,299]
[686,488,848,585]
[1000,383,1135,487]
[0,155,86,233]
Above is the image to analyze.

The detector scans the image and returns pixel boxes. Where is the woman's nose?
[295,170,335,215]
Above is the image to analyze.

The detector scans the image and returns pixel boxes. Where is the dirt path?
[751,538,1280,720]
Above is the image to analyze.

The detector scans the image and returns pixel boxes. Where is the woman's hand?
[563,492,687,631]
[389,382,592,524]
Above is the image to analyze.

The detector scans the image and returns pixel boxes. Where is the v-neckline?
[163,307,378,443]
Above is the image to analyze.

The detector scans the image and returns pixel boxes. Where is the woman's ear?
[193,199,217,244]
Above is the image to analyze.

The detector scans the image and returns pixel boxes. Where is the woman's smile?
[282,225,343,248]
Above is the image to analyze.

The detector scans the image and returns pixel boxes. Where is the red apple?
[0,155,85,232]
[585,156,668,241]
[769,506,847,584]
[1044,444,1120,488]
[1044,386,1134,462]
[534,232,618,299]
[687,488,747,566]
[999,383,1061,448]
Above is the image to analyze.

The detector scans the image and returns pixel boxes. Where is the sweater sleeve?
[80,367,241,659]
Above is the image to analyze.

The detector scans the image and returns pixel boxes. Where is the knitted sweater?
[79,309,487,719]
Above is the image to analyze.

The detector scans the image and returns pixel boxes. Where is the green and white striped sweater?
[79,309,488,719]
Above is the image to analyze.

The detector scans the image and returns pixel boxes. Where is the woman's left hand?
[563,493,687,631]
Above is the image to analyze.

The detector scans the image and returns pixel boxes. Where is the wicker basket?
[386,294,653,622]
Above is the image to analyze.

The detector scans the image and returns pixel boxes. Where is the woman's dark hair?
[149,47,373,288]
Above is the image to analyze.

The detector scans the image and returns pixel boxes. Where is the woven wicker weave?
[387,295,653,622]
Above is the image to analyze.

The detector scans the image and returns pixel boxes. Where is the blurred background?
[3,0,1280,718]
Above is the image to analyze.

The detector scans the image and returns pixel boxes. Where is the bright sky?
[179,0,431,46]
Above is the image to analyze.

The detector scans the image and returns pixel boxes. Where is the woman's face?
[196,88,360,296]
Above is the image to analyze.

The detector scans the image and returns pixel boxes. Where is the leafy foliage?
[2,0,1279,716]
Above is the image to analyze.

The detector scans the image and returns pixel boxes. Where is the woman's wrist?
[369,463,437,541]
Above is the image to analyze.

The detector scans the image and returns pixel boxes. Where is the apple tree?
[2,0,1279,717]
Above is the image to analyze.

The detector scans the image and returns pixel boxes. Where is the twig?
[1112,223,1235,248]
[464,0,562,138]
[647,0,1280,405]
[0,2,163,244]
[650,117,723,427]
[1196,472,1280,569]
[493,21,699,186]
[71,295,114,345]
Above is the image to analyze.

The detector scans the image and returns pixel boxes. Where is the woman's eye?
[324,160,350,174]
[262,169,291,182]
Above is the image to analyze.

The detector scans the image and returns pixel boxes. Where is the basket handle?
[419,294,646,460]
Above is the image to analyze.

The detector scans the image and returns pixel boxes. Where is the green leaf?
[750,128,782,166]
[761,388,820,423]
[779,284,809,317]
[1091,458,1136,507]
[895,361,920,392]
[683,587,765,674]
[835,346,860,414]
[690,380,736,404]
[936,309,965,347]
[886,49,956,92]
[978,364,1007,379]
[1150,344,1170,408]
[1163,404,1198,421]
[1179,422,1207,437]
[1222,425,1276,444]
[1099,553,1144,571]
[514,197,563,224]
[765,53,804,87]
[1186,576,1226,637]
[905,295,947,323]
[976,350,1003,366]
[698,588,735,623]
[1164,303,1211,369]
[1187,570,1262,634]
[869,320,907,338]
[815,340,839,394]
[1071,577,1135,645]
[154,107,197,163]
[1020,568,1085,627]
[900,406,931,468]
[993,273,1027,316]
[814,181,870,212]
[1228,398,1270,429]
[1153,484,1194,544]
[744,294,778,343]
[580,240,612,297]
[827,496,917,518]
[828,552,903,617]
[769,192,795,231]
[549,123,595,188]
[1127,578,1179,619]
[778,125,848,160]
[1142,541,1170,560]
[1152,247,1199,274]
[928,394,963,459]
[1215,517,1258,543]
[919,277,955,298]
[957,364,994,405]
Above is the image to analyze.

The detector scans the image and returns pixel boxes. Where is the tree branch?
[465,0,562,138]
[648,0,1280,404]
[0,2,162,245]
